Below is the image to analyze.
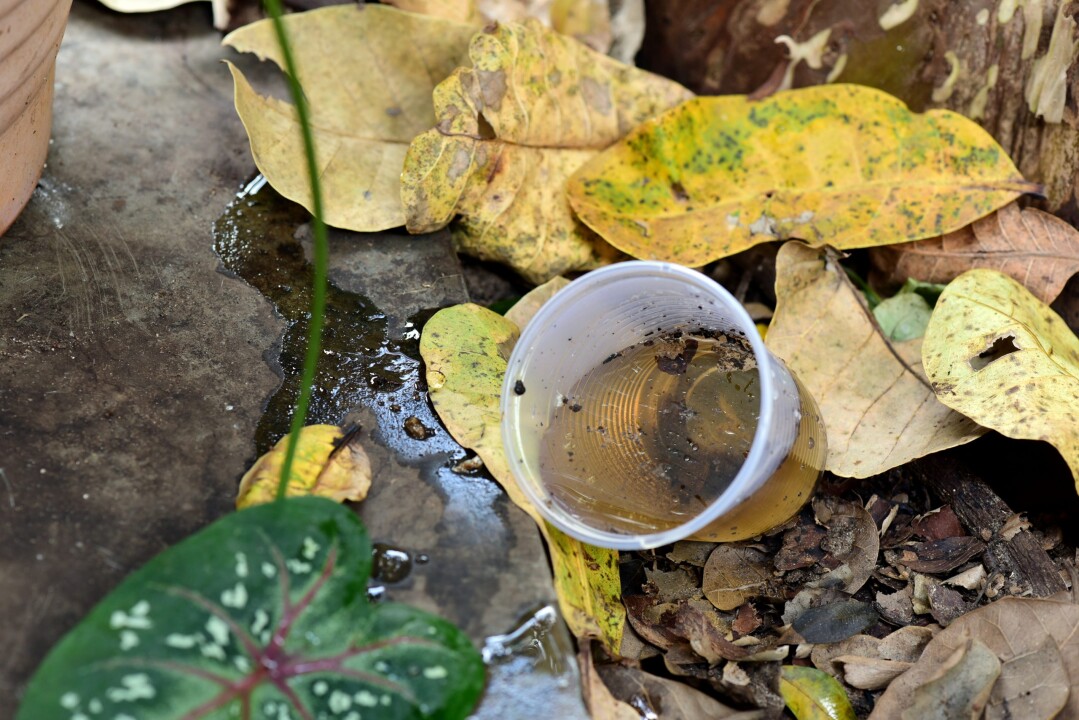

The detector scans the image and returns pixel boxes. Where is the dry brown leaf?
[987,637,1069,720]
[766,241,985,478]
[382,0,482,23]
[900,639,1001,720]
[702,545,783,611]
[400,19,691,282]
[871,204,1079,304]
[833,655,912,690]
[597,663,770,719]
[875,596,1079,718]
[812,495,879,594]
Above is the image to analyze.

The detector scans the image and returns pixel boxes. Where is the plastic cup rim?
[501,260,783,550]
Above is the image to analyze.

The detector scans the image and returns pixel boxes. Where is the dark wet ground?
[0,3,586,717]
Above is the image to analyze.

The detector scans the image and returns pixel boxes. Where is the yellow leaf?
[237,425,372,509]
[780,666,857,720]
[420,284,625,652]
[401,19,691,283]
[224,5,475,232]
[923,269,1079,484]
[766,242,984,478]
[567,84,1039,267]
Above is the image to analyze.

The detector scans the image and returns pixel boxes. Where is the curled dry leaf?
[401,19,691,282]
[236,424,371,508]
[766,242,984,478]
[596,663,770,720]
[871,203,1079,304]
[419,282,624,652]
[922,269,1079,484]
[779,665,857,720]
[567,84,1036,267]
[875,595,1079,718]
[224,6,474,232]
[919,269,1079,483]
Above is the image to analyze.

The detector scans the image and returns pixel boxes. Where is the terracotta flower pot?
[0,0,73,235]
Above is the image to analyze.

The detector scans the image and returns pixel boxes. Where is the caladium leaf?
[18,497,484,719]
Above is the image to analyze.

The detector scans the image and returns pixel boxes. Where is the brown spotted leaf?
[401,19,691,283]
[767,242,984,478]
[922,269,1079,484]
[871,204,1079,304]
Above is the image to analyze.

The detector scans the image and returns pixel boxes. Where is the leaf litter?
[60,3,1079,717]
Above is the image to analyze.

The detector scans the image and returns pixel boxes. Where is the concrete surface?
[0,3,586,717]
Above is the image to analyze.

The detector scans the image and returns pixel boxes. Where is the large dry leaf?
[420,288,625,652]
[766,242,984,478]
[401,19,691,283]
[871,204,1079,304]
[236,424,372,508]
[923,269,1079,484]
[224,5,475,232]
[567,84,1037,267]
[874,596,1079,719]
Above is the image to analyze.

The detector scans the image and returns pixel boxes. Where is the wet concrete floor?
[0,3,586,717]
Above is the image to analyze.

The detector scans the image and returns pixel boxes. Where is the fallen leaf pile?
[212,3,1079,718]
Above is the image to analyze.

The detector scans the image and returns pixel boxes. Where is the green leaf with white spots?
[567,84,1039,267]
[17,497,484,719]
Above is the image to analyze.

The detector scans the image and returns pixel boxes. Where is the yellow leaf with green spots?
[401,19,691,283]
[567,84,1039,267]
[237,425,372,508]
[224,5,475,232]
[780,666,857,720]
[420,284,625,652]
[923,269,1079,485]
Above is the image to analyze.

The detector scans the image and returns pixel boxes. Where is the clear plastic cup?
[501,261,826,550]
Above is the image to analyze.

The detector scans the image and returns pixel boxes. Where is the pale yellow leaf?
[401,19,691,283]
[922,269,1079,484]
[224,5,474,232]
[237,425,371,508]
[766,242,984,478]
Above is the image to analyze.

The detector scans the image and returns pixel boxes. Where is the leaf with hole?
[17,497,484,719]
[225,5,475,232]
[236,425,372,509]
[567,84,1037,266]
[766,242,984,478]
[419,286,625,653]
[923,269,1079,485]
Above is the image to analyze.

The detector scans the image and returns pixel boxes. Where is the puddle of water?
[213,175,465,459]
